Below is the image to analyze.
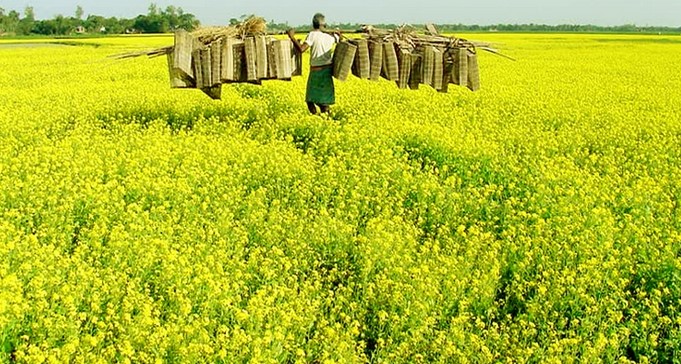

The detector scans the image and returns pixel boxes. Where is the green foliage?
[132,5,199,34]
[0,3,199,36]
[291,22,681,34]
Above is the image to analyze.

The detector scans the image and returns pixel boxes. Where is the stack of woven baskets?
[114,20,490,99]
[168,28,301,100]
[332,26,481,92]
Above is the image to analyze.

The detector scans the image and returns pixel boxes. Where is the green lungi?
[306,66,335,106]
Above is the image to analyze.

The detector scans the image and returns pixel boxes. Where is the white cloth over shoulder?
[304,30,339,67]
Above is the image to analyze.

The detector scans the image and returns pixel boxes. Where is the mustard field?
[1,33,681,363]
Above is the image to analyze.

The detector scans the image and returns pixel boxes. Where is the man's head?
[312,13,326,30]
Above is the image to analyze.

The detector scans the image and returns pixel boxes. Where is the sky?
[1,0,680,27]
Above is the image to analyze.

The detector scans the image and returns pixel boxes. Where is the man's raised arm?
[287,29,309,53]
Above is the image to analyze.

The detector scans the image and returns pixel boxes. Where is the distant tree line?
[290,22,681,34]
[0,4,200,36]
[433,23,681,33]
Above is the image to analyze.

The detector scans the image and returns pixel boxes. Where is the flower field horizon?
[1,33,681,363]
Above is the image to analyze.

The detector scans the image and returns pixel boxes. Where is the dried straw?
[360,24,511,61]
[110,16,267,60]
[192,16,267,45]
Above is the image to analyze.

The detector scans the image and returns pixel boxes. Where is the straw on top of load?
[112,16,268,60]
[360,24,510,59]
[363,24,473,50]
[191,16,267,44]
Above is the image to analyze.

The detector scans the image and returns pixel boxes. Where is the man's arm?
[287,29,309,53]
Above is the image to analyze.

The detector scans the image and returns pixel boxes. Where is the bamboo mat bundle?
[350,39,370,79]
[272,40,296,79]
[332,41,357,81]
[396,49,411,89]
[113,16,302,100]
[368,40,383,81]
[330,24,510,93]
[422,45,435,86]
[432,48,444,91]
[456,48,469,86]
[114,20,507,99]
[381,42,399,81]
[409,53,422,90]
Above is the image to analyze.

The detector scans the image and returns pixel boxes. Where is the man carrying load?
[287,13,340,115]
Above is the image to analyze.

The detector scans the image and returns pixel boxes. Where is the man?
[287,13,340,115]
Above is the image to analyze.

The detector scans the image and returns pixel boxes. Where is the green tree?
[84,14,107,32]
[33,19,57,34]
[163,5,179,29]
[131,4,198,33]
[107,17,129,34]
[148,3,159,16]
[176,10,199,31]
[23,6,34,21]
[0,7,7,33]
[76,5,84,20]
[3,10,21,34]
[17,6,35,34]
[53,14,70,34]
[2,4,200,36]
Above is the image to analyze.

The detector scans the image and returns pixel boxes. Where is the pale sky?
[1,0,680,27]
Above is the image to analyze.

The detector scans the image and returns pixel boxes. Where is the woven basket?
[219,38,234,82]
[467,52,480,91]
[272,39,293,79]
[167,52,193,88]
[244,37,258,81]
[440,57,453,93]
[396,49,411,89]
[202,85,222,100]
[445,50,457,85]
[202,48,213,87]
[409,53,422,90]
[458,48,468,86]
[255,35,269,79]
[421,45,435,86]
[432,47,444,91]
[333,41,357,81]
[191,41,204,87]
[290,40,302,77]
[351,39,370,79]
[210,40,222,87]
[368,40,383,81]
[381,42,399,81]
[232,41,247,82]
[192,47,209,88]
[267,40,277,79]
[172,29,194,81]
